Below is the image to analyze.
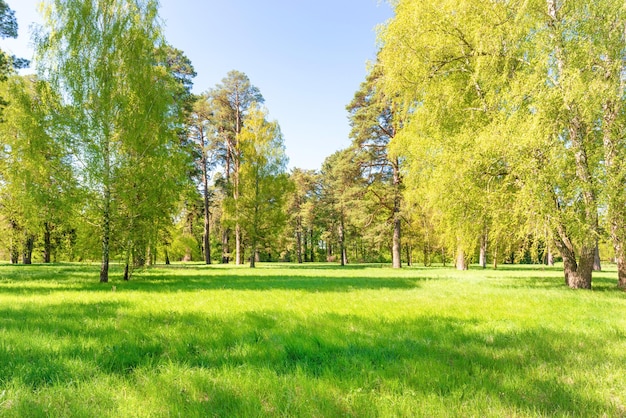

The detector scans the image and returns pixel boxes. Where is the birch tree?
[36,0,183,281]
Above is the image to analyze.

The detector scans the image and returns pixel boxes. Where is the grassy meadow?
[0,262,625,417]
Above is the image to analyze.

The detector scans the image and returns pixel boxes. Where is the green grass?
[0,262,625,417]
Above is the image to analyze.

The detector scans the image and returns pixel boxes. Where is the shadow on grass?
[492,274,625,296]
[0,299,622,416]
[0,263,425,294]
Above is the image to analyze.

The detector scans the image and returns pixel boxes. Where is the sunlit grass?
[0,262,625,416]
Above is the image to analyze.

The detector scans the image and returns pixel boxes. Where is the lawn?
[0,262,624,417]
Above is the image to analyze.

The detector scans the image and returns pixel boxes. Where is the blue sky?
[3,0,394,170]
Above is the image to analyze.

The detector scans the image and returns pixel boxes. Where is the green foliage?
[35,0,189,279]
[236,106,290,266]
[0,263,625,416]
[378,0,626,284]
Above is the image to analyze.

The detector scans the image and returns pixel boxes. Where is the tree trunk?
[9,219,20,264]
[547,0,597,290]
[249,243,256,268]
[593,242,601,271]
[296,229,303,264]
[392,215,401,268]
[479,232,488,269]
[43,222,52,263]
[203,193,211,265]
[406,244,412,267]
[100,135,111,283]
[235,224,242,265]
[456,246,467,271]
[302,227,309,263]
[22,235,34,265]
[164,248,170,265]
[546,245,555,266]
[602,100,626,287]
[310,229,315,262]
[339,216,347,266]
[554,225,593,289]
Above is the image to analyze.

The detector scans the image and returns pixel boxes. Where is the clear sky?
[2,0,394,171]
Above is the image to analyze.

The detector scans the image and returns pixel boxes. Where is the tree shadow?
[0,302,621,416]
[0,263,427,294]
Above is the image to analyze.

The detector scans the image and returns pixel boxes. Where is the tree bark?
[456,246,467,271]
[546,246,555,266]
[202,210,211,264]
[553,223,593,289]
[202,181,211,265]
[406,244,412,266]
[339,215,347,266]
[22,235,34,265]
[392,214,401,268]
[479,232,488,269]
[296,228,303,264]
[43,222,52,263]
[602,100,626,287]
[310,229,315,262]
[547,0,598,289]
[303,227,308,262]
[100,181,111,283]
[593,243,601,272]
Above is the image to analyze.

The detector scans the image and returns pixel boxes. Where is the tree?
[206,70,264,264]
[36,0,185,282]
[0,75,75,264]
[236,106,289,267]
[287,168,319,263]
[188,95,215,264]
[347,61,404,268]
[320,148,363,266]
[379,0,527,271]
[0,0,27,115]
[379,0,626,288]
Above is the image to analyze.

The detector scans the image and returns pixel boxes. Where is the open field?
[0,262,625,417]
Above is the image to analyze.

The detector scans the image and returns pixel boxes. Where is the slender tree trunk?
[593,242,601,272]
[22,235,34,265]
[392,160,402,268]
[9,220,20,264]
[203,198,211,265]
[296,227,303,264]
[392,215,401,268]
[406,244,412,267]
[339,214,348,266]
[546,245,555,266]
[235,224,242,265]
[479,232,488,269]
[43,222,52,263]
[123,248,131,281]
[310,229,315,262]
[164,248,170,265]
[100,181,111,283]
[250,242,256,268]
[456,246,467,271]
[303,227,309,262]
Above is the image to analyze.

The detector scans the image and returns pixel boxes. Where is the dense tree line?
[1,0,626,290]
